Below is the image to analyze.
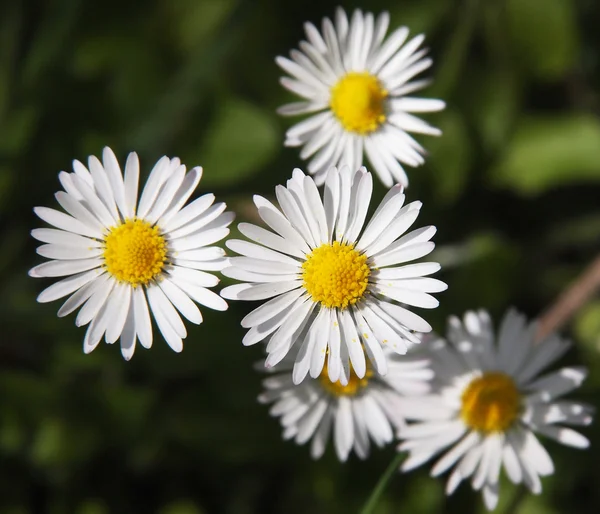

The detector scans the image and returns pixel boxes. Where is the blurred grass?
[1,0,600,512]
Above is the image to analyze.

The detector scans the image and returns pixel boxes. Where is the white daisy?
[220,165,446,385]
[398,309,593,511]
[259,349,433,461]
[29,147,232,360]
[276,7,445,187]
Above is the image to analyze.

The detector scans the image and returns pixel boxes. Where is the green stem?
[360,453,405,514]
[504,485,527,514]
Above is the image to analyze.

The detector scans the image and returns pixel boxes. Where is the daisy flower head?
[398,309,593,511]
[259,348,433,461]
[276,7,445,188]
[220,165,446,385]
[29,147,233,360]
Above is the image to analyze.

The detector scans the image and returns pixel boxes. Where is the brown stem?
[536,254,600,340]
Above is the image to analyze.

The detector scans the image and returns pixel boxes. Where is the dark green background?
[2,0,600,512]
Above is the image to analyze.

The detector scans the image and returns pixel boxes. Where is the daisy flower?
[398,309,593,511]
[276,7,445,187]
[29,147,232,360]
[220,165,446,384]
[259,349,433,461]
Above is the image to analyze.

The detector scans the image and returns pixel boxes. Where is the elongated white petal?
[37,269,103,303]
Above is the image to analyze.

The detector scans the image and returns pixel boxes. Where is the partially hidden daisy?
[398,309,593,511]
[260,348,433,461]
[276,7,445,187]
[220,165,446,384]
[29,147,233,360]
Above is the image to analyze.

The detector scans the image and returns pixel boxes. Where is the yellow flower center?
[330,72,388,134]
[103,219,167,287]
[319,361,373,397]
[460,372,521,434]
[302,242,370,309]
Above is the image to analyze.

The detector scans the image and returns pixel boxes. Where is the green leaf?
[196,98,278,187]
[425,109,472,204]
[466,69,520,154]
[506,0,578,79]
[30,418,64,466]
[490,115,600,194]
[388,0,450,35]
[164,0,238,52]
[574,301,600,355]
[0,106,38,156]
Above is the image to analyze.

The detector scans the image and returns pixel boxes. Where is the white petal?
[256,203,311,255]
[226,256,299,275]
[369,26,410,73]
[275,185,316,248]
[356,190,405,252]
[102,147,128,218]
[31,228,101,248]
[120,301,137,360]
[172,279,228,311]
[175,246,225,262]
[393,97,446,113]
[169,227,229,252]
[534,424,589,449]
[161,193,215,233]
[264,297,315,356]
[158,167,203,226]
[371,242,435,268]
[327,309,342,383]
[168,202,227,240]
[36,269,102,304]
[373,284,439,308]
[226,239,300,266]
[57,278,100,317]
[241,288,305,328]
[145,164,187,225]
[375,262,440,280]
[55,188,112,230]
[238,222,305,259]
[133,286,153,349]
[123,152,139,218]
[146,286,183,353]
[87,155,120,220]
[137,156,171,219]
[376,300,432,333]
[222,280,302,301]
[431,431,481,476]
[334,397,354,461]
[344,171,373,244]
[339,308,366,378]
[36,243,103,260]
[105,283,132,344]
[309,308,331,378]
[159,278,203,324]
[33,206,102,239]
[292,312,323,384]
[146,285,186,350]
[29,258,103,278]
[75,276,114,327]
[167,266,219,288]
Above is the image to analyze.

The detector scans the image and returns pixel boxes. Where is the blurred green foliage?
[1,0,600,512]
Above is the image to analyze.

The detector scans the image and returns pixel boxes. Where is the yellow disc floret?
[302,242,370,309]
[320,361,372,397]
[461,372,521,434]
[330,72,388,134]
[104,219,167,287]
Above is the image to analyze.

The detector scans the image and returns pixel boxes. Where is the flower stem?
[360,453,405,514]
[537,253,600,340]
